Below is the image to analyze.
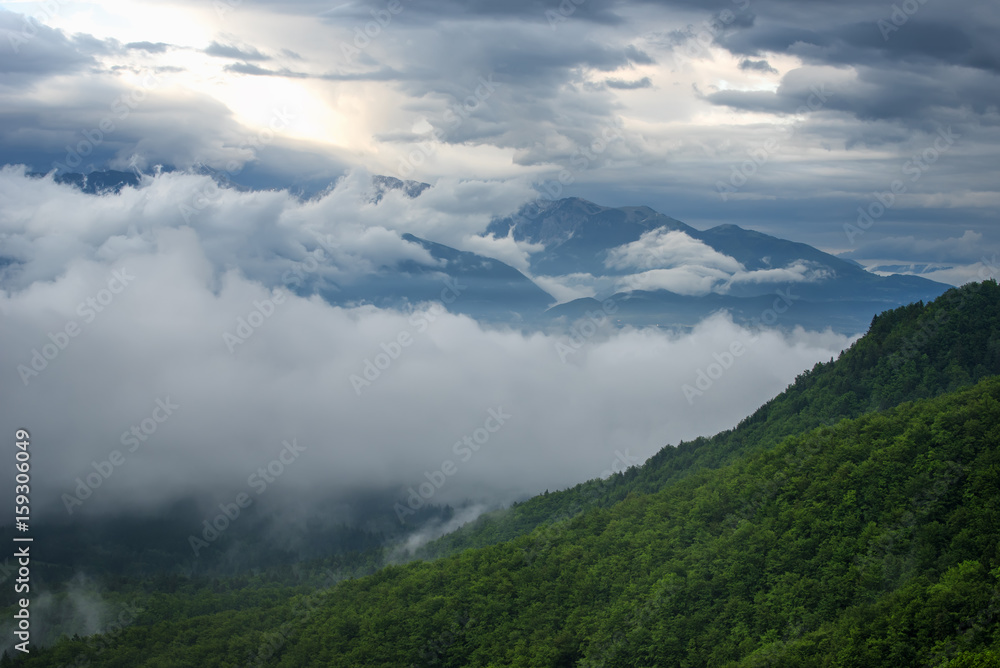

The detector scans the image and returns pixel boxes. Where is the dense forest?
[6,281,1000,666]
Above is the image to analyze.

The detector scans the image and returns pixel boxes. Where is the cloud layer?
[0,170,853,523]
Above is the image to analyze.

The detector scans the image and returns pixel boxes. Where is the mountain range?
[29,170,952,334]
[488,197,949,333]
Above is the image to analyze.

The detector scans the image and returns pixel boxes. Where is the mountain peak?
[370,175,431,203]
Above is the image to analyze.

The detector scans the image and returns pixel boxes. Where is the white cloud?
[606,228,744,273]
[614,265,731,296]
[0,168,853,522]
[530,273,606,303]
[606,229,828,296]
[452,230,544,274]
[723,261,832,290]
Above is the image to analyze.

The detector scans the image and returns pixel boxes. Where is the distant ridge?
[21,170,953,333]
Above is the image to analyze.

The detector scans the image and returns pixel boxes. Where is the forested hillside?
[422,280,1000,559]
[8,281,1000,667]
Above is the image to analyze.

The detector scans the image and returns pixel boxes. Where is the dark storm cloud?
[714,23,829,59]
[835,21,974,64]
[624,44,656,65]
[703,0,1000,125]
[356,21,654,157]
[310,0,999,142]
[434,31,647,85]
[205,41,271,61]
[184,0,1000,66]
[752,12,996,74]
[222,61,404,81]
[738,58,777,74]
[224,62,286,76]
[0,12,353,174]
[0,10,97,82]
[321,67,408,81]
[126,41,171,53]
[0,72,303,174]
[316,0,626,26]
[606,76,652,89]
[706,62,1000,124]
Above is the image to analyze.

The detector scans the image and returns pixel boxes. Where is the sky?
[0,0,997,276]
[0,0,996,528]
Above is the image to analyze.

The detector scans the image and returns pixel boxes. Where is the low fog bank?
[0,168,855,538]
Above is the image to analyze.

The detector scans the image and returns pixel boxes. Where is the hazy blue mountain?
[317,233,554,322]
[370,175,431,202]
[488,197,695,277]
[28,171,952,333]
[28,168,142,194]
[491,197,951,333]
